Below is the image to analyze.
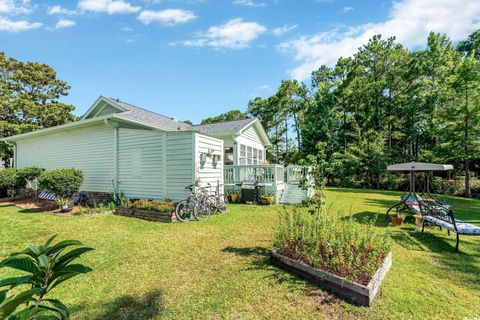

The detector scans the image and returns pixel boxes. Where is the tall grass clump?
[274,208,392,285]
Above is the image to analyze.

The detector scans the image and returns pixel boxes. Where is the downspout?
[104,119,119,198]
[4,141,17,168]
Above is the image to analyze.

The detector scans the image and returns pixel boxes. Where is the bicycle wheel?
[175,200,195,222]
[193,200,212,221]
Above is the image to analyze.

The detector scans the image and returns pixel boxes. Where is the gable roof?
[2,96,271,145]
[83,96,193,131]
[192,118,256,134]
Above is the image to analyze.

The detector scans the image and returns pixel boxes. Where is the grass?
[0,187,479,319]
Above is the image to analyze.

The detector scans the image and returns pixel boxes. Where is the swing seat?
[421,201,480,252]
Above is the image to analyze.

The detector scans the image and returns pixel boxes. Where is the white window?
[258,149,263,163]
[253,148,258,164]
[247,146,252,164]
[239,144,246,165]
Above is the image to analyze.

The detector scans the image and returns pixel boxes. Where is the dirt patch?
[0,198,82,215]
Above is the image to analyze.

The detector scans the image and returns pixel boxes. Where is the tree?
[248,96,286,163]
[200,109,247,124]
[457,29,480,59]
[438,54,480,197]
[0,52,75,166]
[275,80,309,155]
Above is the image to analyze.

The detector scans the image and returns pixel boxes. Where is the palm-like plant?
[0,235,93,320]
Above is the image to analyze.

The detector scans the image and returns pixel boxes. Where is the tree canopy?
[0,52,75,166]
[245,29,480,197]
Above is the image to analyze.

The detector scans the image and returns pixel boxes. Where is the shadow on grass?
[221,245,351,307]
[72,290,164,320]
[348,211,389,227]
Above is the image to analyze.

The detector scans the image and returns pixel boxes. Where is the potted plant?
[259,195,275,205]
[230,192,239,203]
[391,213,405,226]
[56,196,73,212]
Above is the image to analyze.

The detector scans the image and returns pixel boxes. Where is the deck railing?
[224,164,285,185]
[286,165,309,184]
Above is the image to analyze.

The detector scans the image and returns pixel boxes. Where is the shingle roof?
[106,97,257,135]
[107,98,193,131]
[192,118,257,134]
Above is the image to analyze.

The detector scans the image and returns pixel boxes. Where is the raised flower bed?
[114,199,176,223]
[273,208,392,306]
[271,250,392,306]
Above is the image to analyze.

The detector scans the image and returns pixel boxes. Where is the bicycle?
[175,185,198,222]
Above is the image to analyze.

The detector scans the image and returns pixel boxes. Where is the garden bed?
[271,250,392,306]
[114,207,176,223]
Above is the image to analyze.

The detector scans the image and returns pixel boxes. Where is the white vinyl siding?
[195,133,224,191]
[16,123,114,192]
[235,124,265,165]
[117,129,164,199]
[165,132,195,200]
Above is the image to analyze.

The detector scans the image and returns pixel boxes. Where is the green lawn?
[1,188,480,319]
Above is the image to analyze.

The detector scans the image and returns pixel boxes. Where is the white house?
[0,96,275,202]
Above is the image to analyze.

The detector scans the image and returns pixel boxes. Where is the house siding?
[16,123,114,192]
[195,133,224,191]
[117,129,165,199]
[165,132,195,200]
[235,125,265,165]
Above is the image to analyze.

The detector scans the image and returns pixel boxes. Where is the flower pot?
[230,193,239,203]
[391,216,405,226]
[61,205,73,213]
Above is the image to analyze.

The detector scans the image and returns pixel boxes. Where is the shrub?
[17,166,45,187]
[38,168,84,197]
[0,168,20,197]
[0,235,93,319]
[129,199,175,212]
[274,208,392,285]
[432,177,463,196]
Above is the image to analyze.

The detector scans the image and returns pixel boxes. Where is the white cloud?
[272,23,297,37]
[233,0,266,7]
[279,0,480,80]
[0,16,41,31]
[258,84,269,89]
[0,0,31,14]
[78,0,140,14]
[138,9,197,25]
[180,18,267,49]
[48,5,78,15]
[55,19,76,29]
[343,6,353,12]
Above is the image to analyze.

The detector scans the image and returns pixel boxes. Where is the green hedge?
[38,168,84,197]
[0,168,20,197]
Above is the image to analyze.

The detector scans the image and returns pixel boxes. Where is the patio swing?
[386,162,480,252]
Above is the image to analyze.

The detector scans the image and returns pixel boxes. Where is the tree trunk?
[465,159,471,198]
[292,110,301,153]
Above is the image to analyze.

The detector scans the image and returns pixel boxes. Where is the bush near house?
[0,167,21,198]
[17,166,45,187]
[38,168,84,197]
[274,208,392,285]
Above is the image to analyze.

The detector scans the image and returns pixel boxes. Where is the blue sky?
[1,0,479,123]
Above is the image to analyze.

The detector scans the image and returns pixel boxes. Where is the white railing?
[286,165,309,184]
[224,164,285,185]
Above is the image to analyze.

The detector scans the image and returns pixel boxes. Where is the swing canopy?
[387,162,453,173]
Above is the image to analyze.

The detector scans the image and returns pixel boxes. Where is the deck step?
[278,184,308,204]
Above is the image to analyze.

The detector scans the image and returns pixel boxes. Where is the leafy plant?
[16,167,45,188]
[128,199,175,212]
[38,169,84,197]
[117,192,130,208]
[274,208,391,285]
[0,235,93,319]
[55,197,72,208]
[0,168,21,198]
